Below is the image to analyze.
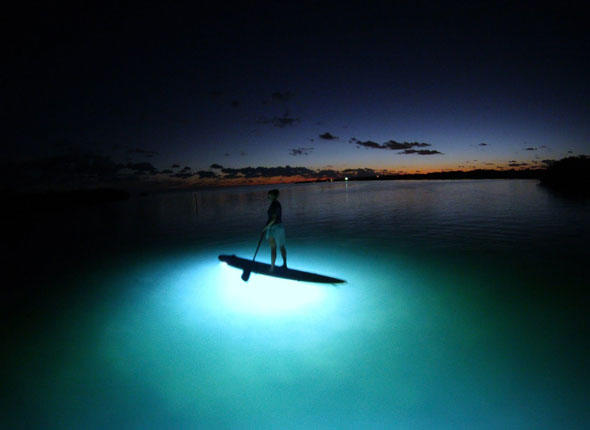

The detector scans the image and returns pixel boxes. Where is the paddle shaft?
[242,230,265,281]
[251,231,265,262]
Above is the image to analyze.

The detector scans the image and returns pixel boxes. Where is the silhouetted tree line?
[7,188,130,212]
[540,156,590,194]
[305,168,545,183]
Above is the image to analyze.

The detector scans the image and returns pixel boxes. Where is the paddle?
[241,230,265,282]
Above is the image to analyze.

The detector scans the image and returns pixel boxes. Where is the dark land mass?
[540,156,590,196]
[6,188,131,212]
[364,168,544,181]
[298,157,590,198]
[298,168,546,183]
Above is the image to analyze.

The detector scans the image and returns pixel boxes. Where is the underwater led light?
[218,262,328,316]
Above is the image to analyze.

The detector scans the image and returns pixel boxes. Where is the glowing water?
[4,180,589,428]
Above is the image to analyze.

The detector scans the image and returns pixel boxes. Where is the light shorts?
[265,223,286,248]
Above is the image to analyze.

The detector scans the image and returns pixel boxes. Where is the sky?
[3,1,590,189]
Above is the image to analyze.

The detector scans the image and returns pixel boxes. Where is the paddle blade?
[241,270,251,282]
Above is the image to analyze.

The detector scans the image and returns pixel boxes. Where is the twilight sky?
[4,1,590,188]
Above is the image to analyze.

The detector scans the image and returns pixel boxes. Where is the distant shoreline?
[296,168,545,183]
[5,156,588,197]
[6,188,131,212]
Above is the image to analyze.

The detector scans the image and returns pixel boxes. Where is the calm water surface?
[3,180,589,428]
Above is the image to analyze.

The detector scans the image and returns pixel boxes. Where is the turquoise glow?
[4,181,589,428]
[218,262,332,315]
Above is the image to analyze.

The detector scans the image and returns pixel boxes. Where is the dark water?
[3,180,589,428]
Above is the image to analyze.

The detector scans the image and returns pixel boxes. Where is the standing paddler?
[262,189,287,271]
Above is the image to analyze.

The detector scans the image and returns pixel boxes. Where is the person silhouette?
[262,189,287,271]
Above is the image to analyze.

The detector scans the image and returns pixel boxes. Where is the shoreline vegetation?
[300,167,545,183]
[7,188,130,212]
[539,155,590,195]
[4,156,588,210]
[303,156,590,197]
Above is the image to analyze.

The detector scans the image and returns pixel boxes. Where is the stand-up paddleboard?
[219,254,345,284]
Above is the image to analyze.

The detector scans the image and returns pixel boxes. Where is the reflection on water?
[3,180,589,428]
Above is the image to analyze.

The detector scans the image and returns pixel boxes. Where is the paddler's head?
[267,189,279,201]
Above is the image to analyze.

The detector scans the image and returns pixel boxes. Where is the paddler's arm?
[263,215,277,231]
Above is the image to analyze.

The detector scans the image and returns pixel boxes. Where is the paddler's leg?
[269,237,277,271]
[280,246,287,268]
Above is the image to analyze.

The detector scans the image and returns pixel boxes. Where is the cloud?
[197,170,217,179]
[341,168,377,177]
[289,147,314,156]
[350,138,434,151]
[258,111,300,128]
[400,149,442,155]
[4,152,401,190]
[384,140,431,150]
[213,165,380,180]
[2,147,222,191]
[319,132,338,140]
[1,152,159,190]
[126,162,158,174]
[271,91,293,102]
[220,165,317,178]
[508,162,529,167]
[525,147,537,151]
[350,138,380,148]
[172,172,195,179]
[169,166,195,178]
